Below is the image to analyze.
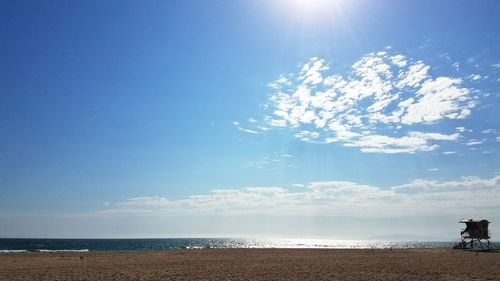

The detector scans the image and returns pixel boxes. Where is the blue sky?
[1,0,499,239]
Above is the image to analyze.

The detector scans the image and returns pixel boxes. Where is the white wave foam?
[37,249,90,253]
[183,246,205,249]
[0,250,28,253]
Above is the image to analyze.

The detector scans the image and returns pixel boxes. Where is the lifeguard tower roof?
[459,219,490,223]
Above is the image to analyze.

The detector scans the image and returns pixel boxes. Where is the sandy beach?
[1,248,499,280]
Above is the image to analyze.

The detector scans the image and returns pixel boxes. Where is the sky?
[1,0,499,239]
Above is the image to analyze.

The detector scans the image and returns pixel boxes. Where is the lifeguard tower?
[453,219,498,251]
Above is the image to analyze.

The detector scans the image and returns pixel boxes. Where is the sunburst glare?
[283,0,346,22]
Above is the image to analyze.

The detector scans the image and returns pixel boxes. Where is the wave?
[37,249,90,253]
[0,250,28,253]
[0,249,90,253]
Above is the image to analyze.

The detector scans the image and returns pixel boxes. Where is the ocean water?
[0,238,456,252]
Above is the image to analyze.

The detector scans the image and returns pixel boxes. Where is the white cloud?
[238,128,259,134]
[342,132,459,154]
[442,151,457,155]
[466,139,485,146]
[389,54,407,67]
[408,131,460,141]
[427,168,439,171]
[233,121,259,134]
[268,119,287,128]
[102,175,500,217]
[248,117,257,123]
[268,74,292,89]
[481,129,495,134]
[467,74,482,81]
[396,62,429,88]
[392,176,499,193]
[264,50,477,153]
[299,57,329,85]
[401,77,473,124]
[294,130,320,142]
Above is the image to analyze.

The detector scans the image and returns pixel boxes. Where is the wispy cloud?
[467,74,482,81]
[342,132,459,154]
[238,128,259,134]
[101,175,500,217]
[466,139,485,146]
[233,121,259,134]
[481,129,496,134]
[267,74,292,89]
[264,51,480,153]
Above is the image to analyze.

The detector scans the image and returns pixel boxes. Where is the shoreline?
[1,248,500,280]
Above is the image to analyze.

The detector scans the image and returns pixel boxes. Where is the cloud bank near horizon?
[98,175,500,218]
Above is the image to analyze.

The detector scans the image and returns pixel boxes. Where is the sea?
[0,238,457,253]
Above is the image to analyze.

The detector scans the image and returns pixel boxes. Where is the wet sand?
[1,248,499,280]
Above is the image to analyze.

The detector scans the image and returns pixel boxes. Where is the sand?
[1,249,499,280]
